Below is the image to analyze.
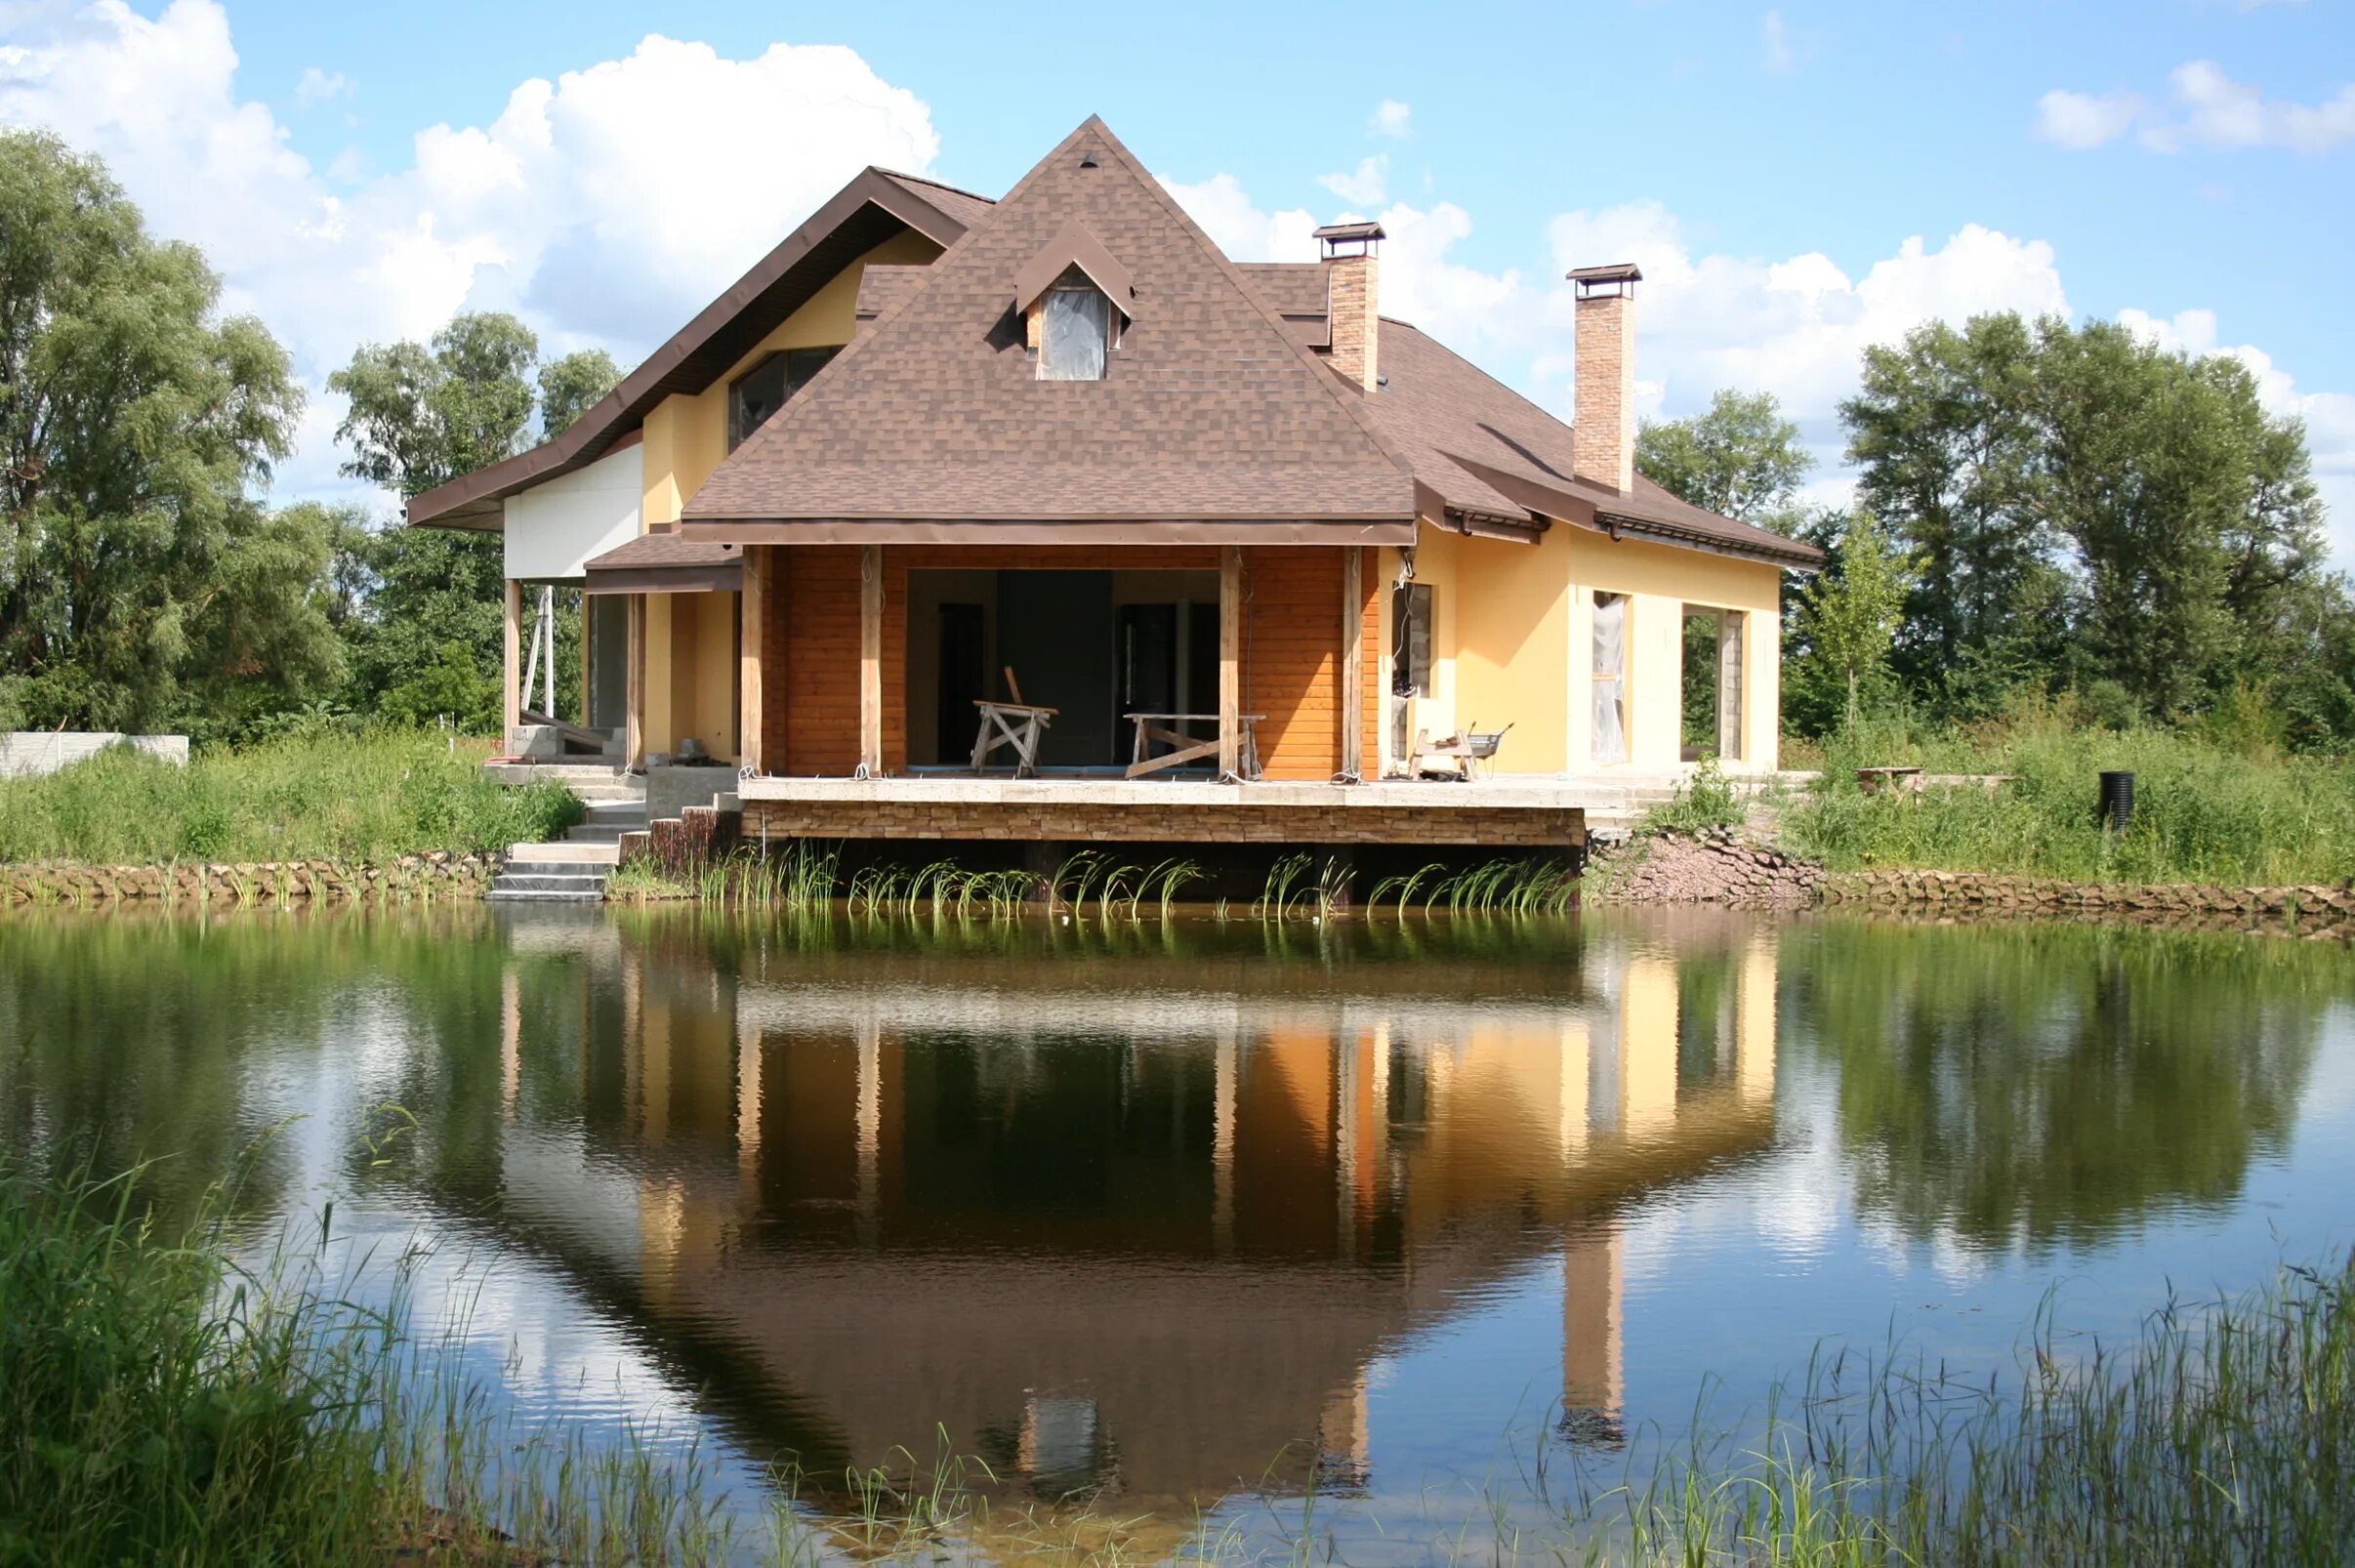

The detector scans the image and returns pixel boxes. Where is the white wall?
[1,733,186,777]
[503,443,644,582]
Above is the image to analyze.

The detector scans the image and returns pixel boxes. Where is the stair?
[484,766,646,903]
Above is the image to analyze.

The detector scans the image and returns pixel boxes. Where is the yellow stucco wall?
[1394,519,1789,779]
[634,228,942,760]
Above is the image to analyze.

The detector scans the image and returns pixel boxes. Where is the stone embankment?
[0,853,497,906]
[1818,868,2355,935]
[1593,830,2353,937]
[1584,830,1827,908]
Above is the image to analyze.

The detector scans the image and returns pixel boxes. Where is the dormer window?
[728,345,840,449]
[1039,270,1113,381]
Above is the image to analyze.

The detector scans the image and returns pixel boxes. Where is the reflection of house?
[478,916,1781,1507]
[413,117,1816,834]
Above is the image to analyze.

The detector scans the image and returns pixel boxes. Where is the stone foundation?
[0,853,498,906]
[739,797,1584,848]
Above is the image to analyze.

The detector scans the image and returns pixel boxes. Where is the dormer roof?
[1012,221,1137,319]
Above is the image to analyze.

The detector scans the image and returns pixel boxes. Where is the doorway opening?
[1679,605,1744,763]
[904,568,1221,771]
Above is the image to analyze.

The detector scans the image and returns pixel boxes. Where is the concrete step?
[509,841,622,865]
[581,799,648,819]
[484,887,608,904]
[492,872,610,895]
[564,824,638,843]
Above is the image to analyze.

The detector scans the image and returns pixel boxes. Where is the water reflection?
[374,911,1782,1506]
[0,906,2345,1532]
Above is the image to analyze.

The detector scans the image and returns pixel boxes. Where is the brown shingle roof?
[407,167,995,529]
[1366,319,1823,566]
[682,118,1417,535]
[579,531,742,594]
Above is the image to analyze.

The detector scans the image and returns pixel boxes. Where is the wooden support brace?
[738,546,764,775]
[501,578,522,738]
[625,594,646,770]
[858,544,883,777]
[1219,546,1242,777]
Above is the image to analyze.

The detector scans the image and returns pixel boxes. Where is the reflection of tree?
[0,909,490,1226]
[1792,922,2339,1251]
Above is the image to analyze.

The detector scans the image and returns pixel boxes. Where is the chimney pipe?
[1316,222,1384,394]
[1569,263,1641,493]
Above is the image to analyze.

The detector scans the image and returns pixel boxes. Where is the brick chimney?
[1569,263,1641,493]
[1316,222,1384,394]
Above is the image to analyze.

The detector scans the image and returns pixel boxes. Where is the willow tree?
[0,131,337,734]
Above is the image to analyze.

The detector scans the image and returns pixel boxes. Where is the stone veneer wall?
[737,797,1584,847]
[1819,868,2355,932]
[0,853,497,905]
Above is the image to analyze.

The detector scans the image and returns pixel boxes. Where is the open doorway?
[905,568,1221,771]
[1679,606,1745,763]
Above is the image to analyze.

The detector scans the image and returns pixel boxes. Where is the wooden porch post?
[1219,546,1243,777]
[1340,548,1364,781]
[738,546,764,775]
[858,544,883,777]
[625,594,646,770]
[501,578,522,739]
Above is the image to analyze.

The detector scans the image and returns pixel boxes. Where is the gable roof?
[1011,220,1137,317]
[406,167,995,529]
[681,117,1418,541]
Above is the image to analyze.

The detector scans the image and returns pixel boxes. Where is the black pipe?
[2098,770,2135,833]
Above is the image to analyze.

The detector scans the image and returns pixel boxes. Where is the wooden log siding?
[767,544,1378,781]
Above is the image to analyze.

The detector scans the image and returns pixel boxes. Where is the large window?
[727,345,841,449]
[1039,278,1113,381]
[1591,592,1628,765]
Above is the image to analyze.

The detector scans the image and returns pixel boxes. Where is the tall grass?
[9,1151,2348,1563]
[0,730,579,866]
[1785,709,2355,886]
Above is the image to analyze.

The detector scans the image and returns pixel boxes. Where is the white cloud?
[2037,60,2355,153]
[1762,9,1795,72]
[293,65,350,105]
[1156,170,1320,267]
[1317,153,1388,206]
[1370,99,1410,139]
[0,0,940,500]
[2034,88,2143,149]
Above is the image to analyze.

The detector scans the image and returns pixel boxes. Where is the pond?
[2,905,2350,1559]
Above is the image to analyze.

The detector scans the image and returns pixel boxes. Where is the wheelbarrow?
[1411,721,1513,780]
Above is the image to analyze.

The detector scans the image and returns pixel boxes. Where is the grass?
[0,729,580,866]
[1782,707,2355,886]
[9,1146,2349,1564]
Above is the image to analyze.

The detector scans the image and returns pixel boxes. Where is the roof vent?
[1313,221,1384,259]
[1568,262,1641,299]
[1079,151,1099,169]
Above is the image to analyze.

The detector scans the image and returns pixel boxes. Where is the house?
[408,117,1819,852]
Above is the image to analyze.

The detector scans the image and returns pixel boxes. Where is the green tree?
[1787,511,1918,733]
[1636,389,1811,530]
[0,131,338,735]
[1842,315,2066,714]
[537,349,622,437]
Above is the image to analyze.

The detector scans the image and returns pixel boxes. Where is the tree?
[1787,512,1918,732]
[328,315,619,730]
[1841,315,2066,715]
[0,131,338,734]
[1635,389,1811,530]
[537,350,622,437]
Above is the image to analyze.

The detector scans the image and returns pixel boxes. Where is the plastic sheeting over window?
[1041,287,1111,381]
[1591,592,1628,765]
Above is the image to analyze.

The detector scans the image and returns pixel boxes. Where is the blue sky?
[3,0,2350,557]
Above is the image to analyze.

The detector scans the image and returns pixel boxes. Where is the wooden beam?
[625,593,645,770]
[1340,547,1364,781]
[501,577,522,739]
[858,544,883,777]
[578,589,592,727]
[1219,546,1242,777]
[738,546,764,775]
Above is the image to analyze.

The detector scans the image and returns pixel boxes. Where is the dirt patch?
[1583,830,1826,909]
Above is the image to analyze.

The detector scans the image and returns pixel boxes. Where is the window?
[1591,592,1628,765]
[1039,278,1112,381]
[727,345,841,449]
[1392,582,1432,697]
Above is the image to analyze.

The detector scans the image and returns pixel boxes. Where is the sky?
[2,0,2349,563]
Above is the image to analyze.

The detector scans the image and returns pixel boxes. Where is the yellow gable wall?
[1385,519,1788,779]
[636,227,944,759]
